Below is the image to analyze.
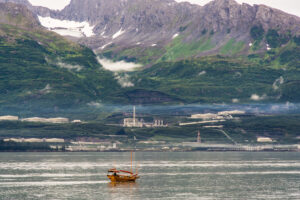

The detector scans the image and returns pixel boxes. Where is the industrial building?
[0,115,19,121]
[123,106,167,128]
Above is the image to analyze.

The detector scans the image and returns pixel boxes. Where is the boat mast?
[131,151,133,173]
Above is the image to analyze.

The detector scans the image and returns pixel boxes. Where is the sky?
[28,0,71,10]
[27,0,300,17]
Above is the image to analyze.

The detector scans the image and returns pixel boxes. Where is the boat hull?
[107,175,139,182]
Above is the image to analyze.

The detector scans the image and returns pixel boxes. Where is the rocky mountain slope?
[0,1,38,27]
[3,0,299,65]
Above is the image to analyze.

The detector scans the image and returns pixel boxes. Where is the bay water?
[0,152,299,200]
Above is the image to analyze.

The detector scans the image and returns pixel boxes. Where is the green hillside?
[101,27,299,69]
[2,23,299,107]
[127,40,300,104]
[0,23,125,109]
[0,3,300,109]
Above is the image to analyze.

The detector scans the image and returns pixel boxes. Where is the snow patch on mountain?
[172,33,179,39]
[38,16,95,37]
[100,42,112,50]
[112,29,125,39]
[100,25,107,37]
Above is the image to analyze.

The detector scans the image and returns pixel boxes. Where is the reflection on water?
[108,182,139,200]
[0,152,300,200]
[108,181,138,188]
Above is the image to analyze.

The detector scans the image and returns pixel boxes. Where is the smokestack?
[133,106,136,127]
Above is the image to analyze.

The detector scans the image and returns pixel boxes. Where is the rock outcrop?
[0,2,39,28]
[2,0,300,61]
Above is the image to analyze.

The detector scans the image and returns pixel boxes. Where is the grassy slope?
[129,40,300,103]
[158,35,215,62]
[101,26,297,69]
[0,24,124,108]
[100,31,248,66]
[100,34,216,65]
[1,26,299,106]
[219,39,245,55]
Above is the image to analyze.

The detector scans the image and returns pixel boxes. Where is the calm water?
[0,152,299,200]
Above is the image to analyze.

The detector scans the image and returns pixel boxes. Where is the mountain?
[5,0,299,65]
[0,2,124,110]
[0,0,300,108]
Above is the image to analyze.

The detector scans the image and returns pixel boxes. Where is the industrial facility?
[123,106,167,128]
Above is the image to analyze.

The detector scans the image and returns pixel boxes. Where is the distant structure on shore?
[197,130,201,143]
[190,110,245,120]
[123,106,167,128]
[257,137,273,143]
[0,115,83,124]
[123,106,144,127]
[0,115,19,121]
[21,117,69,124]
[4,138,64,143]
[180,110,246,126]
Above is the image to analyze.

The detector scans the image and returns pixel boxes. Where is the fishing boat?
[107,152,139,182]
[107,168,139,182]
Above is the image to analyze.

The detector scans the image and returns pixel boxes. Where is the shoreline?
[0,149,299,153]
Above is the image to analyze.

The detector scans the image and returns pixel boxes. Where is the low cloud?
[271,102,295,111]
[57,62,83,72]
[250,94,267,101]
[46,57,84,72]
[272,76,284,90]
[87,101,103,108]
[198,71,206,76]
[40,84,52,94]
[234,72,242,78]
[114,73,134,88]
[97,57,142,72]
[232,98,239,103]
